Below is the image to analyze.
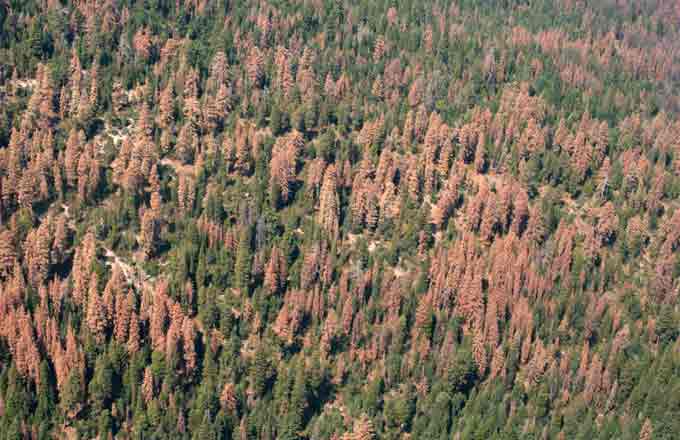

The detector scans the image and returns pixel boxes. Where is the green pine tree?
[234,227,252,294]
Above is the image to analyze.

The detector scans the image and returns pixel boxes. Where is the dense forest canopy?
[0,0,679,438]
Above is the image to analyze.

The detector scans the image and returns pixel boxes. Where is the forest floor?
[103,246,155,295]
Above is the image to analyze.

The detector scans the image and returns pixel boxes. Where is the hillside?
[0,1,679,439]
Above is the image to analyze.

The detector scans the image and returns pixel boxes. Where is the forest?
[0,0,679,439]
